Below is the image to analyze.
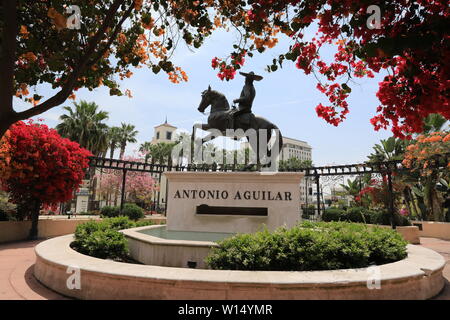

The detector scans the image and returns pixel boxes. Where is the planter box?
[367,224,420,244]
[412,221,450,240]
[395,226,420,244]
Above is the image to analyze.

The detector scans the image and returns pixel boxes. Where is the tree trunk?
[403,188,415,217]
[0,120,13,140]
[119,144,125,159]
[431,189,443,221]
[28,200,41,240]
[16,201,28,221]
[0,0,18,141]
[88,166,96,212]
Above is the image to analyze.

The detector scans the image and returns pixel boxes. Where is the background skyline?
[13,28,393,166]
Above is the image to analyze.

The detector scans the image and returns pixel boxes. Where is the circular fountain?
[34,171,446,299]
[122,225,234,268]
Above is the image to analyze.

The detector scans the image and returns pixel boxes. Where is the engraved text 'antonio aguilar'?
[173,189,292,201]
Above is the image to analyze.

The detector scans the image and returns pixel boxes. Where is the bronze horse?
[193,85,283,167]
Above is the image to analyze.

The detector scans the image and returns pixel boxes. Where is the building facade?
[150,119,177,211]
[241,136,313,206]
[280,137,314,206]
[151,119,177,145]
[280,137,312,163]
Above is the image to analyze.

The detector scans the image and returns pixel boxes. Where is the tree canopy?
[56,100,110,156]
[208,0,449,138]
[0,0,211,136]
[1,0,448,139]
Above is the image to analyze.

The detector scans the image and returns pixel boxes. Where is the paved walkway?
[0,237,449,300]
[0,240,67,300]
[420,237,450,300]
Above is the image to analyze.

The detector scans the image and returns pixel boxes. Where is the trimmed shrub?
[372,211,412,226]
[73,228,128,260]
[365,226,409,264]
[322,206,411,226]
[134,220,155,227]
[346,206,376,223]
[71,216,154,260]
[100,205,121,218]
[205,221,408,271]
[122,203,144,221]
[322,208,346,222]
[103,216,136,230]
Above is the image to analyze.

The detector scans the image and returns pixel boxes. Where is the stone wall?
[0,216,166,244]
[412,221,450,241]
[34,235,446,300]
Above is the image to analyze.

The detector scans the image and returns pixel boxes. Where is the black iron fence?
[78,153,450,227]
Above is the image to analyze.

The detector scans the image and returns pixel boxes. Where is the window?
[156,132,160,139]
[166,131,172,140]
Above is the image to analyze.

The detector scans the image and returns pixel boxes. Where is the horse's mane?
[209,90,226,99]
[207,89,229,111]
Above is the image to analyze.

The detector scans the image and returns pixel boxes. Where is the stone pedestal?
[164,172,304,234]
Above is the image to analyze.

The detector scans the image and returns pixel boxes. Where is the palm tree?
[422,113,448,134]
[117,123,138,159]
[340,179,362,200]
[56,101,110,212]
[139,141,153,163]
[107,126,121,159]
[56,100,110,156]
[159,142,177,165]
[367,136,410,163]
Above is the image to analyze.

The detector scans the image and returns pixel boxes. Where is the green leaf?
[152,65,161,74]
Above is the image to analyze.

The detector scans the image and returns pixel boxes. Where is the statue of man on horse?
[193,71,283,169]
[230,71,263,130]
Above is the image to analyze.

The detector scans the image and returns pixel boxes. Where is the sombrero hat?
[239,71,263,81]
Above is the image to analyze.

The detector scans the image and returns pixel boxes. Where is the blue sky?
[14,28,393,166]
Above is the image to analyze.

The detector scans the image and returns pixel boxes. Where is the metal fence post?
[315,174,321,217]
[120,169,127,213]
[387,170,396,229]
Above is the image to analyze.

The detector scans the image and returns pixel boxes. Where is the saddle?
[229,109,253,129]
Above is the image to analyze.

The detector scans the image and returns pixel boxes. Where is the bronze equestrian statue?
[193,71,283,167]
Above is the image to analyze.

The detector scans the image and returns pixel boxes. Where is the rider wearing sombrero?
[231,71,263,129]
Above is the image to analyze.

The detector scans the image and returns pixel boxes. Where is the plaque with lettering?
[196,204,268,216]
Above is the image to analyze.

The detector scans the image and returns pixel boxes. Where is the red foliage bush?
[0,120,92,210]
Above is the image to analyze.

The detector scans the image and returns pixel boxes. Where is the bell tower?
[151,117,177,145]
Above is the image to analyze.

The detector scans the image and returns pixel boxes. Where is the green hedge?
[71,216,154,260]
[100,204,144,221]
[322,206,411,226]
[322,208,346,222]
[205,221,408,271]
[122,203,144,221]
[100,206,121,218]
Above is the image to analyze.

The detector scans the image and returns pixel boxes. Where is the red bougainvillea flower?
[0,120,92,210]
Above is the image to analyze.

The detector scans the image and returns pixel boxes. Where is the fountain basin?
[34,234,446,300]
[122,225,233,268]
